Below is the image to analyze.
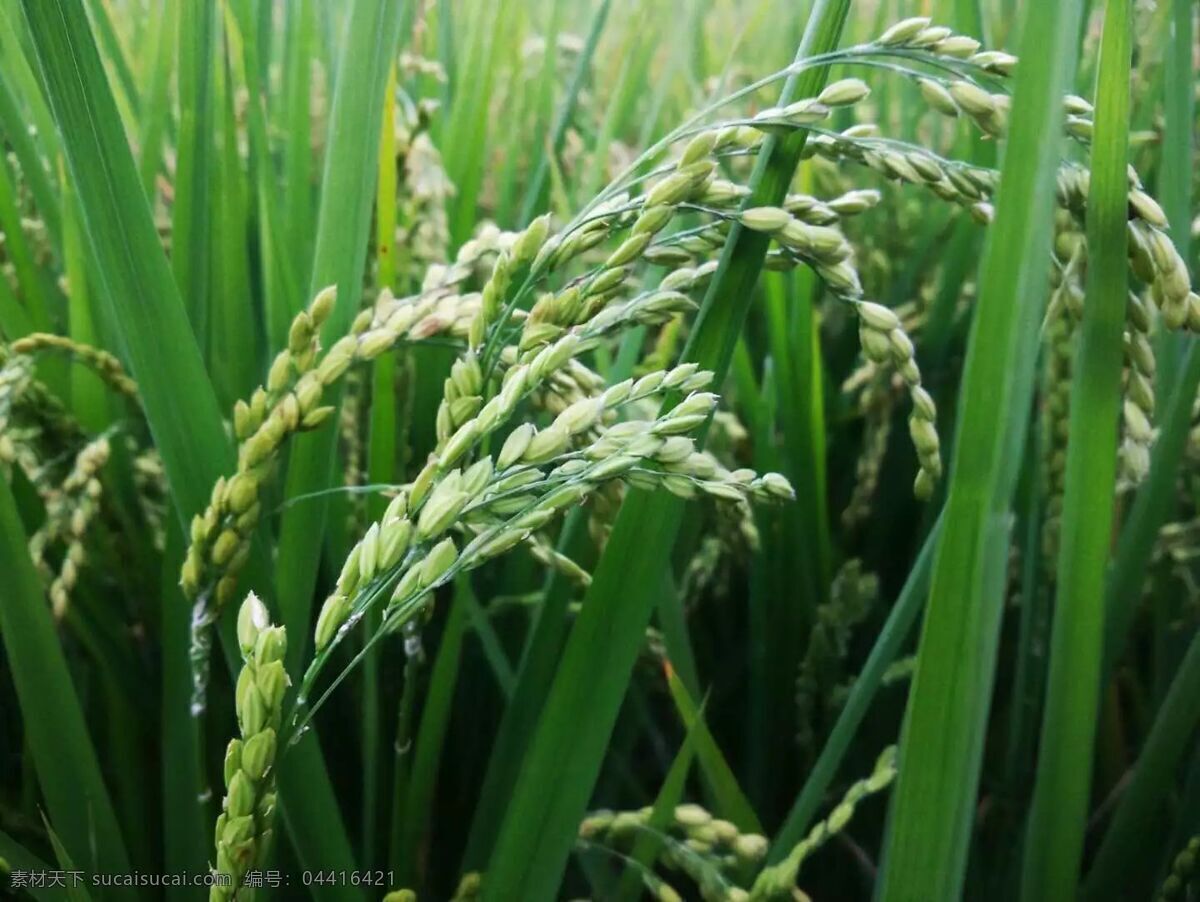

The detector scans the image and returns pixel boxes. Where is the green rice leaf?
[1083,632,1200,898]
[1020,2,1130,896]
[20,2,358,884]
[0,829,72,902]
[171,0,215,342]
[877,1,1084,897]
[664,666,761,834]
[272,0,407,673]
[0,476,130,882]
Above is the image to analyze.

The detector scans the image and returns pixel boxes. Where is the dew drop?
[287,723,312,748]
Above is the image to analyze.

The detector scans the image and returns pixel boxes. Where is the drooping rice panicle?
[1040,299,1075,567]
[795,560,878,766]
[308,363,795,676]
[180,280,481,612]
[841,370,895,528]
[9,333,139,401]
[580,802,769,901]
[27,434,109,620]
[1119,289,1156,487]
[750,746,897,899]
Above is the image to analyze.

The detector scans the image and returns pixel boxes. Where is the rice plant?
[0,1,1196,900]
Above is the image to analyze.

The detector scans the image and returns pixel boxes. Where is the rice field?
[0,0,1197,899]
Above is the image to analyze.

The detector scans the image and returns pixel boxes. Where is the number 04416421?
[302,871,395,887]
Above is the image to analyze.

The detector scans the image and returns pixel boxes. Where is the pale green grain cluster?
[1152,519,1200,580]
[0,353,37,474]
[515,133,737,346]
[381,890,418,902]
[10,332,140,400]
[580,802,770,902]
[800,63,1190,330]
[842,372,896,528]
[1120,290,1156,486]
[591,439,761,554]
[339,368,368,533]
[467,213,551,348]
[692,197,943,500]
[806,122,998,218]
[883,20,1094,148]
[182,286,340,609]
[133,448,168,551]
[181,282,479,613]
[1044,223,1160,490]
[764,19,1192,509]
[28,434,109,620]
[786,186,882,228]
[739,202,860,295]
[747,74,871,140]
[524,531,592,586]
[0,349,98,483]
[1040,300,1074,565]
[796,560,878,764]
[876,16,990,59]
[855,300,940,498]
[878,653,917,688]
[8,4,1198,902]
[210,593,288,901]
[311,360,795,658]
[388,96,454,281]
[1155,835,1199,902]
[750,746,897,899]
[1059,164,1197,333]
[450,872,482,902]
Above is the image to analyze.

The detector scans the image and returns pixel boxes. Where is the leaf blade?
[877,1,1085,896]
[0,476,131,881]
[1020,1,1130,896]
